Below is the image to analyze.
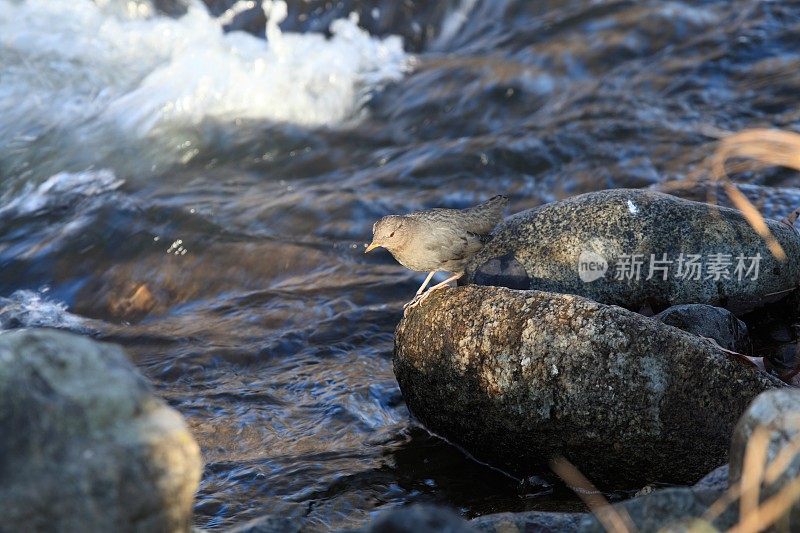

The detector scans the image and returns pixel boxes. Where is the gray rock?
[471,486,737,532]
[693,464,729,493]
[466,189,800,315]
[654,304,750,354]
[394,286,783,487]
[0,329,202,532]
[595,487,736,532]
[471,510,585,532]
[730,388,800,529]
[360,505,475,533]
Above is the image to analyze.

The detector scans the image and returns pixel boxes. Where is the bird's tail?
[461,195,509,234]
[472,194,508,212]
[473,195,508,217]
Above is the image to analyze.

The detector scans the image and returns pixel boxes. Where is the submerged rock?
[730,388,800,528]
[465,189,800,315]
[394,286,782,487]
[654,304,750,354]
[0,329,202,532]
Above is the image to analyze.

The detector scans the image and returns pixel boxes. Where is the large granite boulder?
[465,189,800,315]
[0,329,202,532]
[394,286,783,487]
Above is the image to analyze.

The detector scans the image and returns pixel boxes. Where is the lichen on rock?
[466,189,800,315]
[394,286,783,487]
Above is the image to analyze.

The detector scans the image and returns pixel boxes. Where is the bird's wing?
[423,227,484,264]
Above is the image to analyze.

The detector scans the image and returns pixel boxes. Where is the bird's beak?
[365,241,380,253]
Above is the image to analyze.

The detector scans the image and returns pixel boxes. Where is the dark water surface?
[2,0,800,529]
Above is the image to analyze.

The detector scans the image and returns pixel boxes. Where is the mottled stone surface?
[0,329,202,532]
[471,510,585,532]
[394,286,783,487]
[654,304,750,354]
[466,189,800,315]
[471,487,737,532]
[358,505,476,533]
[693,464,729,493]
[730,389,800,528]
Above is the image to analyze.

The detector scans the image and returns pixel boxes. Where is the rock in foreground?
[730,388,800,528]
[466,189,800,315]
[0,329,202,532]
[394,286,782,487]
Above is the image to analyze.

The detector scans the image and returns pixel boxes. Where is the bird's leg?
[404,272,463,311]
[425,272,463,294]
[416,271,437,296]
[403,271,437,310]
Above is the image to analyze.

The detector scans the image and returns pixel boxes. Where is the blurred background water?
[1,0,799,529]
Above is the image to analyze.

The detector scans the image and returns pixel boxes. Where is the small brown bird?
[365,195,508,308]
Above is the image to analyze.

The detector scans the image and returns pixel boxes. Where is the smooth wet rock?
[654,304,750,354]
[730,388,800,527]
[360,505,476,533]
[394,286,783,487]
[764,341,800,382]
[0,329,202,532]
[473,466,733,533]
[471,486,737,532]
[466,189,800,315]
[693,464,729,493]
[471,510,585,532]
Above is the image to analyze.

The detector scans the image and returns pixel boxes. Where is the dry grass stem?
[550,457,635,533]
[707,128,800,260]
[705,419,800,532]
[721,182,787,261]
[738,426,770,525]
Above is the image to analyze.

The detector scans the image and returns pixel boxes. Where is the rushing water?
[2,0,800,530]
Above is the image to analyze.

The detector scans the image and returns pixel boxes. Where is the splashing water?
[0,290,87,331]
[0,0,410,184]
[0,169,124,218]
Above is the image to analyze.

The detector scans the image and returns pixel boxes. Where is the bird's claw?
[403,294,423,310]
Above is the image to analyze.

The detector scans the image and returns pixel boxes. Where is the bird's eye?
[389,231,395,238]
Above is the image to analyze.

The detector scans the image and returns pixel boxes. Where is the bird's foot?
[403,293,426,311]
[403,283,450,312]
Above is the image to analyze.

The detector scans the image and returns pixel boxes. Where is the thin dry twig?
[550,457,636,533]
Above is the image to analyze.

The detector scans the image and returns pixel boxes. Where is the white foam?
[0,0,410,177]
[0,290,86,331]
[0,169,124,217]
